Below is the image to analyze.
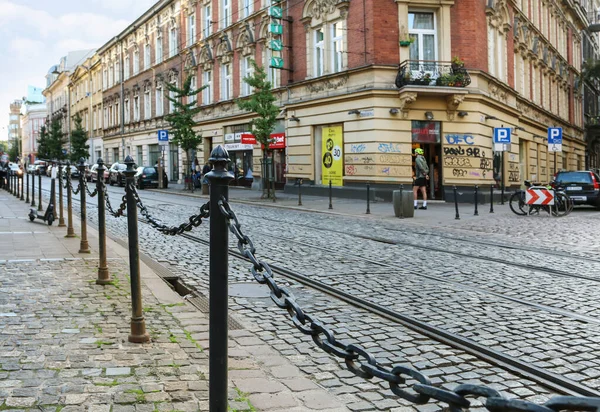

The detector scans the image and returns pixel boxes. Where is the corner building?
[95,0,590,197]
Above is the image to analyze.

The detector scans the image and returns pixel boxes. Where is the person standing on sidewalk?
[413,148,429,210]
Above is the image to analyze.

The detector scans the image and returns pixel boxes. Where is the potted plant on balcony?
[413,72,432,85]
[399,36,414,47]
[451,56,465,71]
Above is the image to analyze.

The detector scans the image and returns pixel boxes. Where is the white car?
[8,163,21,176]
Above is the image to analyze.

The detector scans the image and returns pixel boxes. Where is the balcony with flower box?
[395,59,471,89]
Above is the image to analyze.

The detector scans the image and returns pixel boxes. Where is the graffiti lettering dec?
[345,165,357,175]
[509,171,520,182]
[345,155,375,164]
[479,158,492,170]
[444,156,472,167]
[445,134,474,145]
[378,143,402,153]
[444,146,465,156]
[453,169,468,177]
[379,154,411,165]
[350,144,366,153]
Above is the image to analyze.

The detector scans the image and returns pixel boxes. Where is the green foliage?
[582,59,600,82]
[37,125,50,160]
[237,59,279,150]
[8,139,20,162]
[0,142,6,153]
[44,118,68,161]
[70,113,89,162]
[165,75,206,152]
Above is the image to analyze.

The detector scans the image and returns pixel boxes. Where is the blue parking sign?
[158,130,169,142]
[547,127,562,144]
[493,128,511,144]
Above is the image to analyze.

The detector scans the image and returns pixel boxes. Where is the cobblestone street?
[7,178,600,411]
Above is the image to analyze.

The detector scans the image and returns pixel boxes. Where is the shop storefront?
[412,121,442,199]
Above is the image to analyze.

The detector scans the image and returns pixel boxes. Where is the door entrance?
[411,121,442,200]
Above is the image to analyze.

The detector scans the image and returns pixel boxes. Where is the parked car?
[553,170,600,208]
[62,165,80,179]
[108,163,127,186]
[26,164,36,174]
[8,163,21,176]
[134,166,160,189]
[33,160,47,175]
[46,164,53,177]
[90,164,110,182]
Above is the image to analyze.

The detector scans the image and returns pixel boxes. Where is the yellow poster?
[322,126,343,186]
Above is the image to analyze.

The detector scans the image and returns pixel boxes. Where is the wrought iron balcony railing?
[395,60,471,88]
[586,115,600,126]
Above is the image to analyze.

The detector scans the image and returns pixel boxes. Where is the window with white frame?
[187,13,196,47]
[331,22,344,73]
[203,5,211,38]
[134,96,140,121]
[314,28,324,77]
[242,0,253,18]
[241,56,253,96]
[109,66,113,87]
[104,107,108,127]
[124,55,130,80]
[115,102,119,125]
[156,86,163,116]
[190,75,197,103]
[222,0,231,28]
[124,99,130,123]
[221,63,232,100]
[103,69,108,90]
[115,61,120,83]
[133,49,140,74]
[144,88,151,120]
[169,81,177,113]
[203,70,212,104]
[169,27,178,58]
[156,32,163,63]
[144,44,151,70]
[408,12,437,62]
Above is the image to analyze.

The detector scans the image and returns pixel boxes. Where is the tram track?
[33,183,600,397]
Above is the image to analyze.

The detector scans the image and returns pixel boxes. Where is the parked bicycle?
[509,180,573,217]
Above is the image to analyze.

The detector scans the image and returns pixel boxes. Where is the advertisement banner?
[241,133,286,149]
[322,126,343,186]
[241,134,257,144]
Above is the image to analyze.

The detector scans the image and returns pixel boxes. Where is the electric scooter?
[29,167,55,225]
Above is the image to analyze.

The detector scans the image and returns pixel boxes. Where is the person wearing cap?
[412,148,430,210]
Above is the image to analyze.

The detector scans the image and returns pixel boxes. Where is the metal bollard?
[78,158,90,254]
[57,163,65,227]
[65,161,75,238]
[298,178,303,206]
[124,155,150,343]
[328,179,333,210]
[366,182,371,214]
[20,173,24,201]
[37,173,42,212]
[399,184,404,219]
[10,174,13,195]
[96,159,111,285]
[490,185,494,213]
[454,186,460,220]
[26,172,29,204]
[474,185,479,216]
[16,174,20,198]
[206,146,234,412]
[31,171,35,207]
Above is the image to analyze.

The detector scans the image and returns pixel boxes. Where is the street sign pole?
[157,130,169,189]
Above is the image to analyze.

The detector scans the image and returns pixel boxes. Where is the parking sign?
[547,127,562,152]
[493,127,511,152]
[158,130,169,146]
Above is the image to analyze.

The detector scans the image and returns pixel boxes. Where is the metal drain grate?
[187,295,244,330]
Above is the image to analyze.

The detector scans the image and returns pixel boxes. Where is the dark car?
[134,166,160,189]
[62,165,80,179]
[108,163,127,186]
[554,170,600,207]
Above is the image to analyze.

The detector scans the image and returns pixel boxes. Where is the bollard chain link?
[84,179,98,198]
[70,179,81,195]
[104,181,127,217]
[131,185,209,235]
[217,197,600,412]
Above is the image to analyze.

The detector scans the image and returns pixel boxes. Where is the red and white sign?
[240,133,286,149]
[525,188,554,205]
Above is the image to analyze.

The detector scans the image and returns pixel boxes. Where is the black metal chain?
[104,181,127,218]
[70,179,81,195]
[131,184,209,235]
[217,197,600,412]
[84,179,98,198]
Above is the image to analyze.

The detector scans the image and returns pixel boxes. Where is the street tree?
[70,113,90,162]
[37,125,50,160]
[0,141,7,154]
[237,59,279,199]
[165,74,206,189]
[47,117,68,161]
[8,139,20,162]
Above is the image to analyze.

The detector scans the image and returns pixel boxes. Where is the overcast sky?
[0,0,158,140]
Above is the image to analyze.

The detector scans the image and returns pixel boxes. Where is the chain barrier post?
[31,170,35,207]
[16,174,20,198]
[57,162,65,227]
[474,185,479,216]
[10,173,13,195]
[206,145,234,412]
[25,170,29,204]
[51,164,56,212]
[96,158,111,285]
[37,173,42,212]
[298,178,302,206]
[124,155,150,344]
[65,161,76,238]
[454,185,460,220]
[78,158,90,253]
[328,179,333,210]
[20,172,24,201]
[399,184,404,219]
[490,184,494,213]
[366,182,371,214]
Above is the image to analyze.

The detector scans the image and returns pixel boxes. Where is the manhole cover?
[229,283,270,298]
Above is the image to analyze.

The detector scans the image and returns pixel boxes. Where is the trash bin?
[393,189,414,218]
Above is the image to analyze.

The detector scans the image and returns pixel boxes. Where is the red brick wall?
[451,0,488,71]
[368,0,399,65]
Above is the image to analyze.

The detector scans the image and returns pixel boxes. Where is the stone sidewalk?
[0,190,351,411]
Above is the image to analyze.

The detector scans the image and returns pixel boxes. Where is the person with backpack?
[413,148,429,210]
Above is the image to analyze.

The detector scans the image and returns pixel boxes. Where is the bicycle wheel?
[509,191,527,215]
[551,192,571,217]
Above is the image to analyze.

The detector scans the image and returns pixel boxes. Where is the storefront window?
[411,121,440,143]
